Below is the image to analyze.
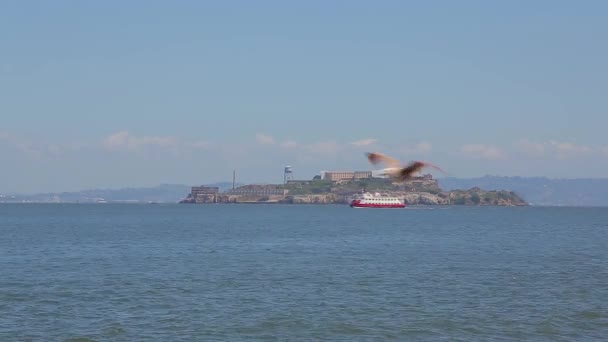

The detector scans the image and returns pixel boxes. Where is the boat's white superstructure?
[350,192,405,208]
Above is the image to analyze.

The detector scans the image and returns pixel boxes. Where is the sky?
[1,0,607,193]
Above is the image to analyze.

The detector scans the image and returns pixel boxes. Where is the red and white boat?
[349,192,406,208]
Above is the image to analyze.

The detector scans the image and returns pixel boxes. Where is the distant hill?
[4,177,608,206]
[438,176,608,206]
[0,182,242,203]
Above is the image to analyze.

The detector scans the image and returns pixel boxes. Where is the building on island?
[226,184,284,196]
[322,171,373,182]
[191,186,219,196]
[179,186,220,203]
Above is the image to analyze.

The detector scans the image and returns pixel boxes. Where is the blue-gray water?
[1,204,607,341]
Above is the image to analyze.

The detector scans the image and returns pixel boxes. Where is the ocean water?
[1,204,607,341]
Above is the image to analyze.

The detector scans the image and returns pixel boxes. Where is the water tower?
[284,166,293,184]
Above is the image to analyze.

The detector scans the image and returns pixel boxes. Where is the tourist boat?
[349,191,406,208]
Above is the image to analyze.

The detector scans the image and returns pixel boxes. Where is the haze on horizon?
[1,1,607,193]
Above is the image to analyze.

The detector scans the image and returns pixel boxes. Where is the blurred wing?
[420,161,448,175]
[365,152,401,168]
[397,161,425,181]
[397,161,447,181]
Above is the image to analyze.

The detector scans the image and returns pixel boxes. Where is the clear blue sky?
[1,1,607,193]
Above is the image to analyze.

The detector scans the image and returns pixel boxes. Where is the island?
[179,173,527,206]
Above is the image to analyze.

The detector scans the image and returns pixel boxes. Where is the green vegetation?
[447,188,526,206]
[341,178,396,191]
[470,193,481,204]
[289,177,445,192]
[285,178,402,195]
[452,197,466,205]
[280,178,527,206]
[284,180,333,195]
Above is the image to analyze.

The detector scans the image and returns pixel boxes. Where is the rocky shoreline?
[180,185,527,206]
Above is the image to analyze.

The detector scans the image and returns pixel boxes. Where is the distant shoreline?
[4,202,608,208]
[7,175,608,206]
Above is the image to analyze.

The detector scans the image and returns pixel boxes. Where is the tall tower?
[284,166,293,184]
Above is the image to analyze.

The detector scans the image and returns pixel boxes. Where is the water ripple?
[1,204,607,341]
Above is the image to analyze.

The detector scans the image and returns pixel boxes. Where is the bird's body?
[380,167,402,178]
[366,152,445,181]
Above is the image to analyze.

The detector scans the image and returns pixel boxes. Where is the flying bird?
[366,152,446,181]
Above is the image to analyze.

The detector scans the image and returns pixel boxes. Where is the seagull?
[365,152,446,181]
